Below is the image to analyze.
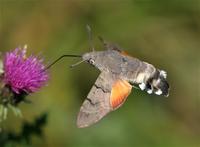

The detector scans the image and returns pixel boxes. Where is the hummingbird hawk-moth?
[76,38,169,128]
[47,27,170,128]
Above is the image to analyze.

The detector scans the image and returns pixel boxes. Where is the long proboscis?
[44,54,82,71]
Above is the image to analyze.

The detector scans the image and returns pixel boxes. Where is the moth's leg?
[129,82,140,90]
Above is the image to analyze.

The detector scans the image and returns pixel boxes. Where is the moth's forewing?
[77,72,132,128]
[77,72,113,128]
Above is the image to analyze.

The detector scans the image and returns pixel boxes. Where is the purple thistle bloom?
[3,48,49,94]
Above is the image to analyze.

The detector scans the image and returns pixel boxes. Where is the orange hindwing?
[110,79,132,110]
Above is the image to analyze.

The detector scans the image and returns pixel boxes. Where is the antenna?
[98,36,106,46]
[86,24,95,52]
[44,54,81,71]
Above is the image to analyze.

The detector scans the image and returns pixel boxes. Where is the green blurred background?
[0,0,200,147]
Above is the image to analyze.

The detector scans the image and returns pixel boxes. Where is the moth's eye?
[89,58,95,65]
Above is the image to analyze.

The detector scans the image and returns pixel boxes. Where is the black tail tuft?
[159,78,169,97]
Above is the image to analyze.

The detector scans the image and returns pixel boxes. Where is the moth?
[46,26,170,128]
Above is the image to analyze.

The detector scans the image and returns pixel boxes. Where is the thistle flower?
[0,47,49,121]
[3,48,48,94]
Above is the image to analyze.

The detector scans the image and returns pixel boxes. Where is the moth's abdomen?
[121,58,170,97]
[135,63,170,97]
[121,59,155,85]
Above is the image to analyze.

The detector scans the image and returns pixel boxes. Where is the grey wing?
[77,72,115,128]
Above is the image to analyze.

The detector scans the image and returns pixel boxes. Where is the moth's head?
[82,52,98,66]
[150,70,169,97]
